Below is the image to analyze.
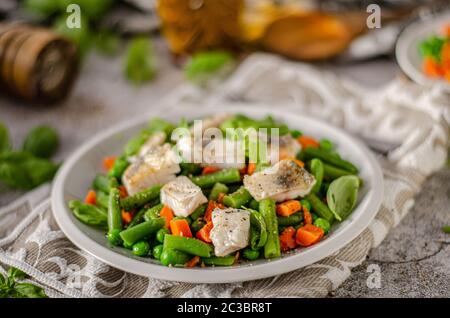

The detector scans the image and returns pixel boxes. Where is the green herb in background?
[442,226,450,234]
[184,50,234,83]
[23,125,59,159]
[66,0,114,20]
[0,267,47,298]
[94,31,120,56]
[0,122,11,153]
[0,123,60,190]
[124,37,157,85]
[23,0,67,17]
[419,36,447,62]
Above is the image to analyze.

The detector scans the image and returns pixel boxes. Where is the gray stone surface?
[0,39,448,296]
[333,168,450,297]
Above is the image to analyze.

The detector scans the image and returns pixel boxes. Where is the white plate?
[51,104,383,283]
[396,11,450,89]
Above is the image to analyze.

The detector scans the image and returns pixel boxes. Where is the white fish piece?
[269,134,302,163]
[175,135,203,164]
[138,131,166,157]
[202,138,246,169]
[160,176,208,217]
[189,113,233,133]
[122,143,180,195]
[243,159,316,202]
[210,208,250,257]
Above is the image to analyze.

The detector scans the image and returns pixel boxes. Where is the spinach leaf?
[68,200,108,229]
[14,283,47,298]
[23,125,59,159]
[326,175,360,221]
[184,51,234,83]
[124,37,156,85]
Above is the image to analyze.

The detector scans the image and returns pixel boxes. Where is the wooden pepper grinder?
[0,23,79,102]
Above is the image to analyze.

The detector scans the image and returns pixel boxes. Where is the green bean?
[223,186,252,208]
[245,208,267,248]
[68,200,107,229]
[201,255,236,266]
[191,218,206,233]
[132,241,150,257]
[248,199,259,211]
[160,248,191,266]
[124,132,149,157]
[190,169,241,188]
[107,188,123,246]
[179,162,202,176]
[108,188,122,231]
[172,216,192,226]
[276,213,303,226]
[300,147,358,174]
[243,248,260,260]
[319,139,333,151]
[305,193,334,223]
[323,163,354,180]
[121,185,161,210]
[163,234,213,257]
[127,208,147,228]
[152,244,163,260]
[119,217,165,246]
[309,159,324,194]
[92,174,118,194]
[96,191,109,210]
[108,156,129,179]
[144,203,163,221]
[259,199,280,259]
[209,182,229,201]
[156,228,170,243]
[190,204,207,221]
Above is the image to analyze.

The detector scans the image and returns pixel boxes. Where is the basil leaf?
[8,267,27,280]
[124,37,156,85]
[326,175,360,221]
[14,283,47,298]
[23,125,59,159]
[185,51,234,83]
[68,200,108,229]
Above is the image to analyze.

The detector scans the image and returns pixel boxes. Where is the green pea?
[153,244,163,260]
[319,139,333,151]
[132,241,150,257]
[243,248,260,260]
[107,229,122,246]
[156,228,170,243]
[160,248,191,266]
[300,199,312,211]
[314,218,331,234]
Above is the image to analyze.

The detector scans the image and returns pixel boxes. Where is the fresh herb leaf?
[8,267,27,280]
[95,31,120,56]
[184,50,234,83]
[0,122,11,153]
[14,283,47,298]
[124,37,156,85]
[0,267,47,298]
[23,125,59,159]
[326,175,360,221]
[442,225,450,233]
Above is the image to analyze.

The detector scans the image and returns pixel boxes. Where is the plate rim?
[51,104,384,283]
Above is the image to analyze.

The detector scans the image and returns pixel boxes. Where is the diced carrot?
[204,200,224,222]
[217,192,226,204]
[279,226,297,252]
[103,156,116,171]
[297,135,320,149]
[303,206,313,225]
[118,185,128,199]
[185,256,200,268]
[276,200,301,217]
[239,165,247,175]
[160,205,174,228]
[441,43,450,70]
[84,190,97,205]
[296,224,324,247]
[121,210,134,225]
[170,219,193,237]
[423,57,443,77]
[202,166,220,175]
[445,70,450,83]
[247,162,257,175]
[196,221,213,243]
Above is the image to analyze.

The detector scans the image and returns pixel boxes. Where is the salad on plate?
[68,113,362,268]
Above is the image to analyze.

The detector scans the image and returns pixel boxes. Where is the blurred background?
[0,0,449,199]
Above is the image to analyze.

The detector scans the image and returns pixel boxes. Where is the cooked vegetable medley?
[419,24,450,82]
[68,113,362,267]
